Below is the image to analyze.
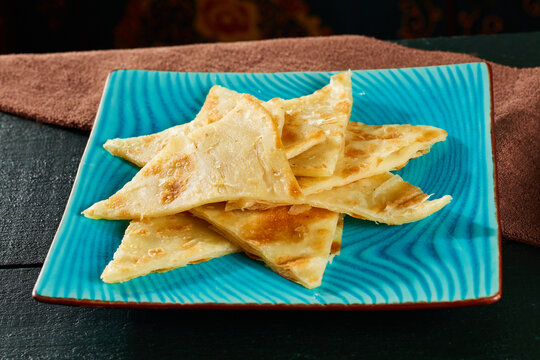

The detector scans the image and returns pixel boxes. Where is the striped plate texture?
[34,64,500,308]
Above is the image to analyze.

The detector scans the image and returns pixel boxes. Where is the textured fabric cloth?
[0,35,537,246]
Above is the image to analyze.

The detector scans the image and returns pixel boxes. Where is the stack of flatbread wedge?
[84,72,452,289]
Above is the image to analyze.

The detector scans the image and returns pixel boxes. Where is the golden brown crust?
[191,204,339,288]
[239,206,333,246]
[101,213,239,283]
[305,172,452,225]
[297,122,448,195]
[104,194,126,209]
[281,120,298,143]
[84,95,302,220]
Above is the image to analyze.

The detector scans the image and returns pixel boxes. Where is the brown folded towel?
[0,35,538,246]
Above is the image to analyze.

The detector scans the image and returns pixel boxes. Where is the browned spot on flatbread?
[319,111,331,118]
[275,255,310,267]
[117,210,131,218]
[133,228,148,236]
[239,207,333,246]
[105,147,123,157]
[243,94,258,103]
[205,109,224,125]
[393,191,429,209]
[168,154,192,172]
[189,258,210,265]
[156,138,170,152]
[317,228,330,236]
[335,100,351,113]
[344,147,366,158]
[179,239,196,249]
[152,154,193,204]
[288,182,302,198]
[198,92,219,125]
[142,159,164,176]
[105,194,126,209]
[416,129,445,143]
[274,133,283,149]
[331,240,341,254]
[341,165,360,177]
[371,188,428,213]
[160,177,190,204]
[142,133,160,143]
[199,92,225,125]
[281,119,297,143]
[348,126,402,141]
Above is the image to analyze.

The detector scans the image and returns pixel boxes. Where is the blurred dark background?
[0,0,538,54]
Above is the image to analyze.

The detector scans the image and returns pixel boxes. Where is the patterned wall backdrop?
[0,0,538,53]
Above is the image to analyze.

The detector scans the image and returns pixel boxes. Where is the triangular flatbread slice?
[101,213,239,283]
[190,204,339,289]
[226,172,451,225]
[298,122,448,195]
[306,172,452,225]
[285,72,353,177]
[103,85,240,167]
[83,95,302,220]
[103,86,287,167]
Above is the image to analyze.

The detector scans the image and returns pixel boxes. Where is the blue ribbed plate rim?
[33,63,501,309]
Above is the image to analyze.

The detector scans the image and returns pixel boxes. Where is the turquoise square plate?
[33,63,500,309]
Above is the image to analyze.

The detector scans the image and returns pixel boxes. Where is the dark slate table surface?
[1,33,539,359]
